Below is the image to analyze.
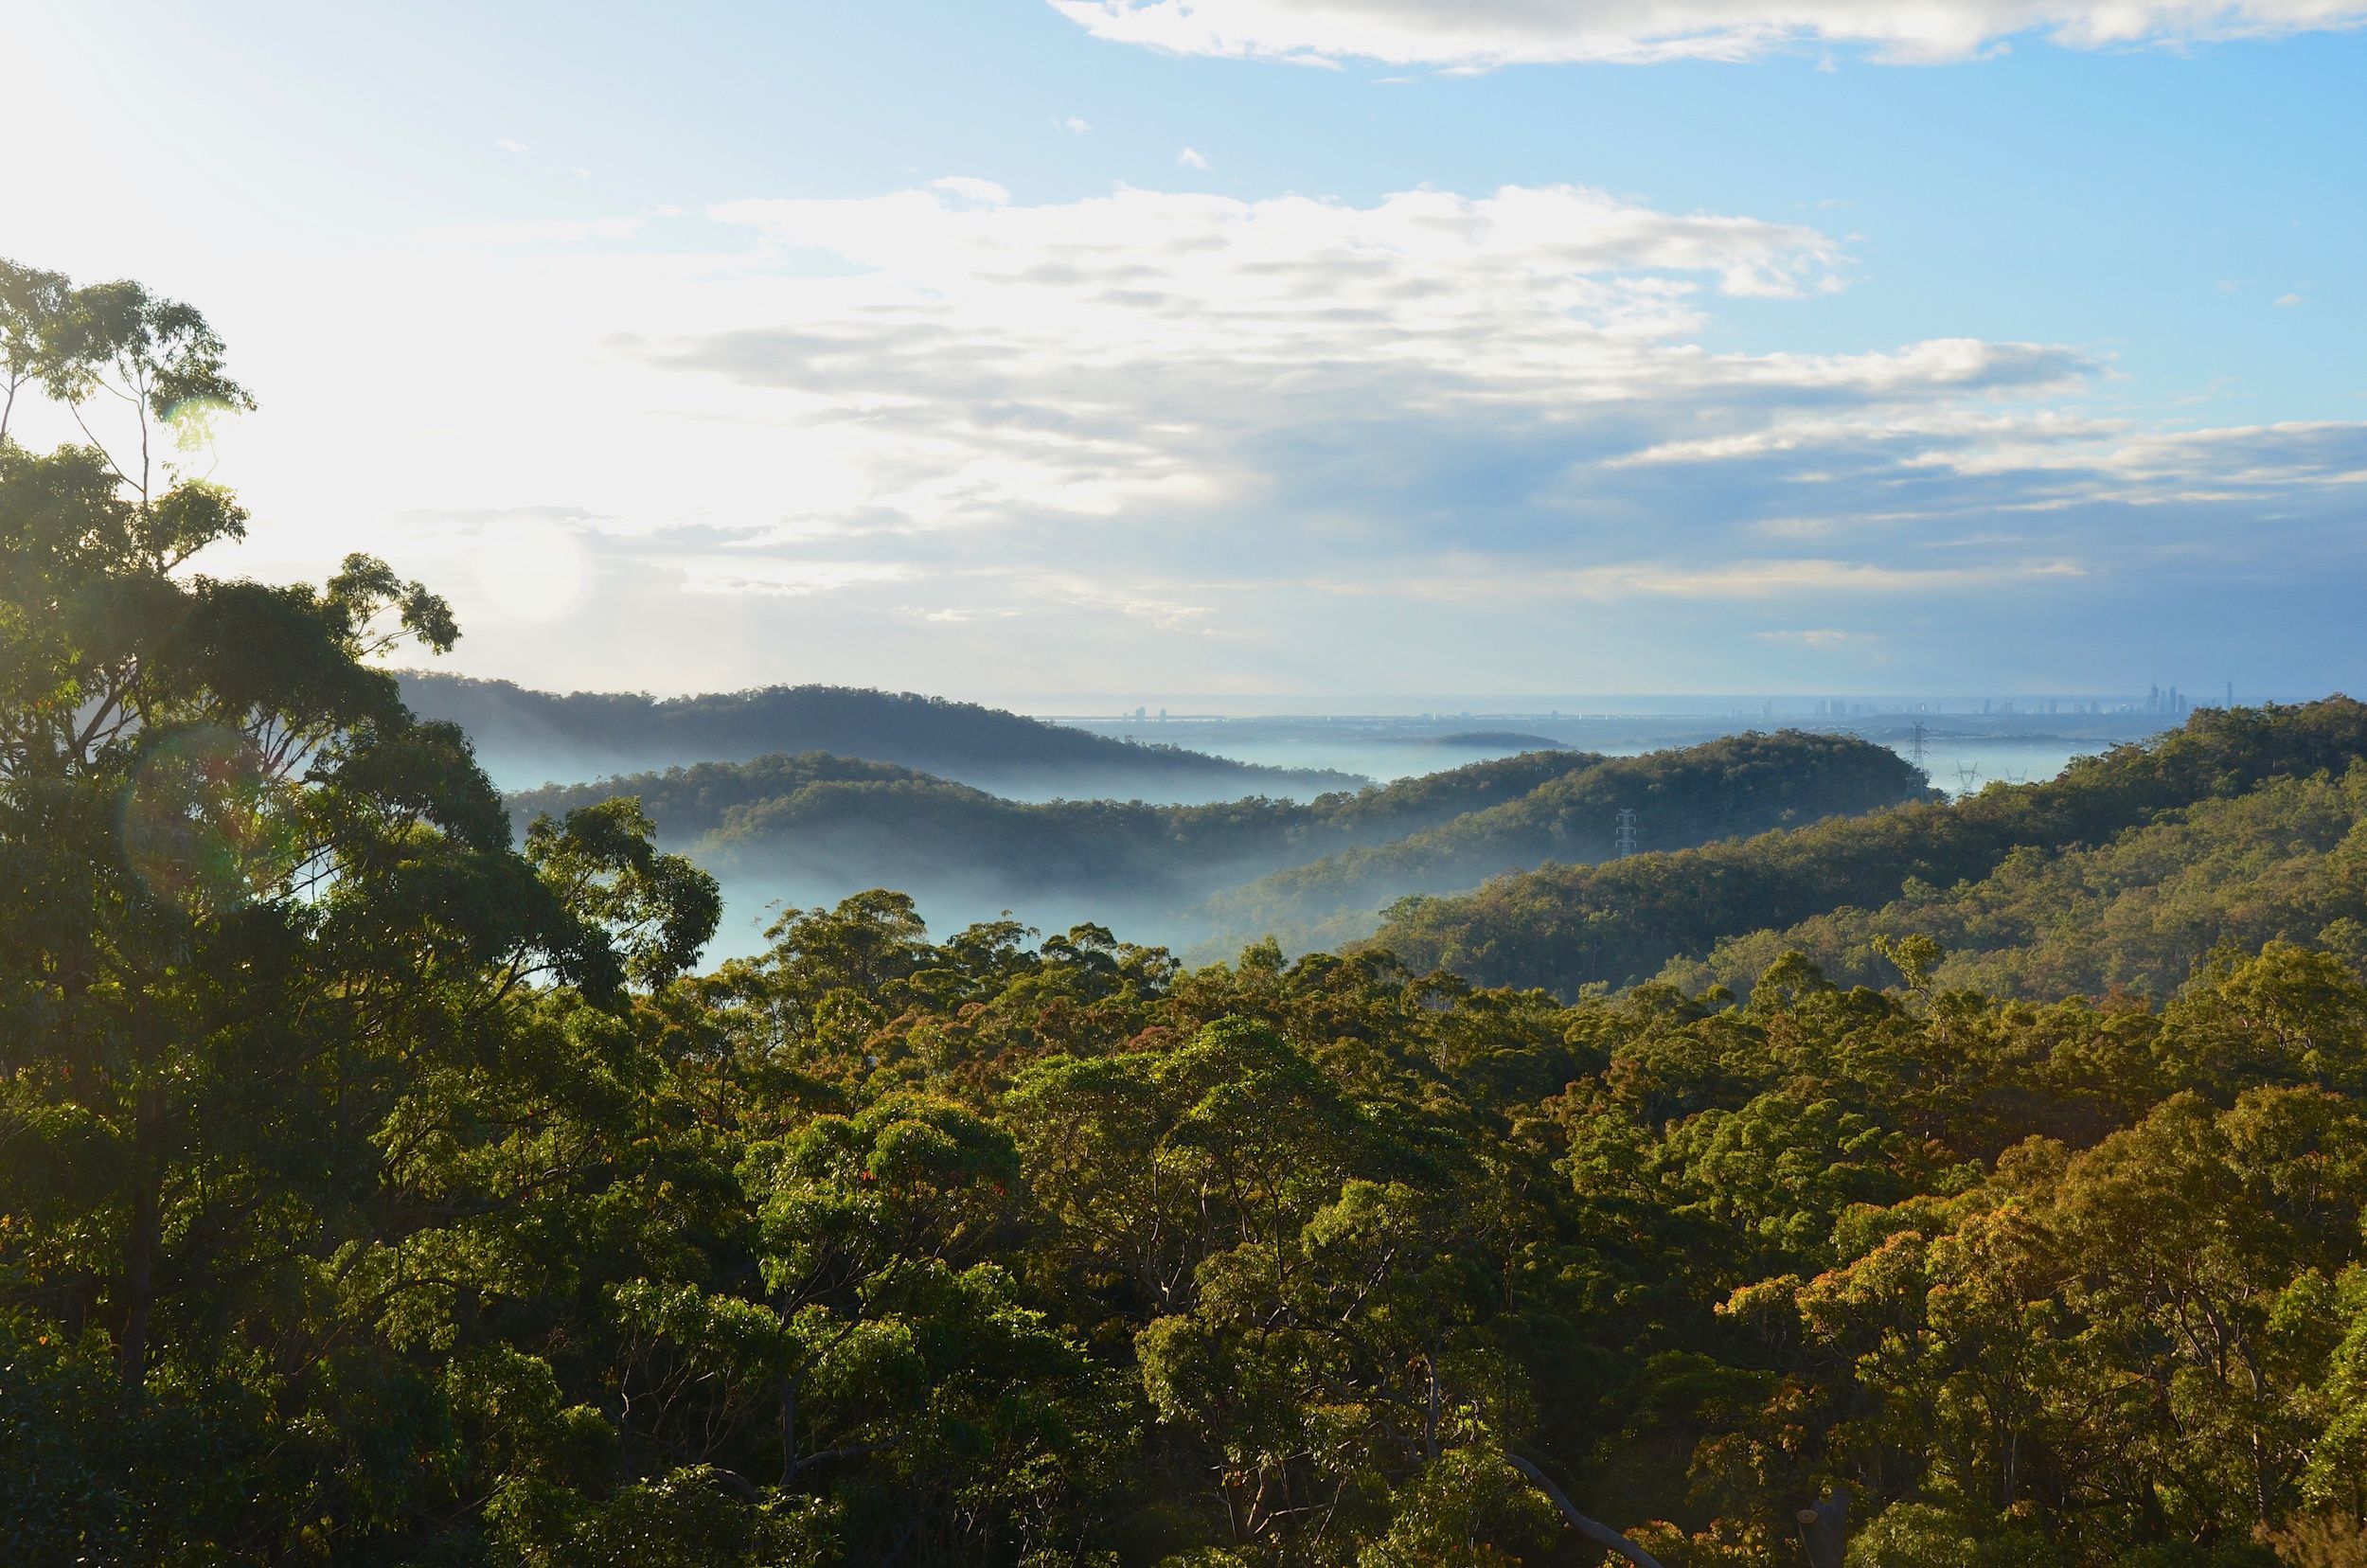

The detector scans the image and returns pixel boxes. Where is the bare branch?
[1504,1453,1666,1568]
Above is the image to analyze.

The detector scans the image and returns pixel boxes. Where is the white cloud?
[672,559,919,597]
[1059,116,1094,134]
[1177,145,1211,169]
[2275,291,2305,307]
[495,137,530,155]
[929,175,1012,205]
[587,179,2367,631]
[654,181,1870,535]
[1045,0,2367,65]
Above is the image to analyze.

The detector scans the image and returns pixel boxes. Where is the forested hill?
[1201,728,1933,954]
[507,744,1595,851]
[1657,762,2367,1002]
[504,732,1926,951]
[1376,696,2367,995]
[505,747,1609,942]
[400,672,1363,799]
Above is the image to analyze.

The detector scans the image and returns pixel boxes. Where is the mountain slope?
[1658,764,2367,1002]
[507,733,1933,955]
[1201,729,1933,953]
[1373,698,2367,995]
[508,746,1608,924]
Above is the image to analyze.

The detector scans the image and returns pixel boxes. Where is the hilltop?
[506,746,1604,943]
[507,730,1931,953]
[1203,728,1933,954]
[400,672,1365,800]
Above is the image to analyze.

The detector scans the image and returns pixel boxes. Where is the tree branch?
[1504,1453,1666,1568]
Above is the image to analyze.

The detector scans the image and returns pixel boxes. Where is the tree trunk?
[119,1143,160,1394]
[1796,1488,1850,1568]
[779,1377,799,1486]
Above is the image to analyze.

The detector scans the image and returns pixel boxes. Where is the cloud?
[1177,145,1211,169]
[647,181,1862,537]
[1328,559,2085,603]
[2275,292,2305,307]
[185,173,2367,697]
[495,138,530,155]
[601,181,2367,619]
[1045,0,2367,65]
[930,175,1012,205]
[672,559,919,597]
[1058,116,1094,134]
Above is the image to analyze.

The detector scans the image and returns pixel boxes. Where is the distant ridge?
[399,672,1365,799]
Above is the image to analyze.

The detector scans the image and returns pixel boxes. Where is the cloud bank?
[1045,0,2367,65]
[193,176,2367,697]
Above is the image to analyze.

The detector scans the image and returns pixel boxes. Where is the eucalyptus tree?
[0,258,70,444]
[0,267,720,1560]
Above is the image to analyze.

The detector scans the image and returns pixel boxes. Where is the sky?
[7,0,2365,704]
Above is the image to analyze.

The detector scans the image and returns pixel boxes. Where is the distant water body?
[1049,706,2188,802]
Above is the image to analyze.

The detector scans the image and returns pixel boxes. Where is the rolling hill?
[401,672,1364,800]
[507,730,1930,953]
[1373,697,2367,996]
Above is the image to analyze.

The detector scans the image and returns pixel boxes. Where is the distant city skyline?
[9,2,2365,699]
[1014,687,2249,720]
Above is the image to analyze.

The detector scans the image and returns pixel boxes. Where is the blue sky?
[9,1,2365,703]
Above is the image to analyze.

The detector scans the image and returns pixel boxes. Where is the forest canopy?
[8,259,2367,1567]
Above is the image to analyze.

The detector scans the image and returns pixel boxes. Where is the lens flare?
[162,395,239,456]
[118,725,294,915]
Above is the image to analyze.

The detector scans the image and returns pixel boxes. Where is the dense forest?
[507,736,1931,956]
[1200,733,1931,956]
[10,262,2367,1567]
[1376,701,2367,999]
[400,673,1362,802]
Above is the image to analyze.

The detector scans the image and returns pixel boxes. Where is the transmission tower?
[1613,808,1638,859]
[1910,722,1928,767]
[1953,762,1984,796]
